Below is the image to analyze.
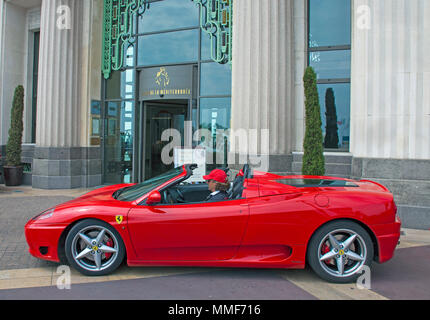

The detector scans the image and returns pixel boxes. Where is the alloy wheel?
[70,225,119,272]
[317,228,367,278]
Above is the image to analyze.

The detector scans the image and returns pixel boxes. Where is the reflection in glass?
[309,0,351,47]
[138,0,198,33]
[200,62,232,96]
[124,44,135,67]
[104,101,135,184]
[201,32,212,61]
[199,98,231,168]
[317,84,350,150]
[309,50,351,79]
[144,104,187,180]
[200,98,231,131]
[137,29,199,66]
[106,70,134,100]
[324,88,339,149]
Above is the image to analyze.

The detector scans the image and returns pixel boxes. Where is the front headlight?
[32,208,55,221]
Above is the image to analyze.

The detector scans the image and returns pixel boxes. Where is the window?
[137,0,198,33]
[199,98,231,170]
[308,0,351,151]
[103,100,135,184]
[137,29,199,66]
[105,70,134,100]
[200,62,232,96]
[31,31,40,143]
[116,167,183,202]
[309,0,351,48]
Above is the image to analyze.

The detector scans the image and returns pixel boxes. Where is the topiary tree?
[324,88,339,149]
[6,85,24,167]
[302,67,325,176]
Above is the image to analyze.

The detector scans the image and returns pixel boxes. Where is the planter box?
[3,166,23,186]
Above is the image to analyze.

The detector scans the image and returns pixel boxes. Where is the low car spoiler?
[359,179,390,192]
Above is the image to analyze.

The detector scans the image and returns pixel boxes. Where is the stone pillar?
[350,0,430,228]
[36,0,82,148]
[292,0,308,153]
[32,0,101,189]
[0,1,27,147]
[351,0,430,160]
[230,0,295,173]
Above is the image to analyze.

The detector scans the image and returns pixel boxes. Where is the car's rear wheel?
[65,219,125,276]
[307,220,374,283]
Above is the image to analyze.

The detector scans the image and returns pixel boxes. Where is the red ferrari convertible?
[25,164,401,283]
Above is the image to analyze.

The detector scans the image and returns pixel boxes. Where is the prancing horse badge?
[115,215,123,224]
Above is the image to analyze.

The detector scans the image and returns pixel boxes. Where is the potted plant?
[3,85,25,186]
[302,67,325,176]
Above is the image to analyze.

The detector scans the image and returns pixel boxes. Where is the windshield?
[116,167,184,202]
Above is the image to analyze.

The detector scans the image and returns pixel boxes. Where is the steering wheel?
[163,189,174,204]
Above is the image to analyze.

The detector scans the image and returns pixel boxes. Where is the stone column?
[0,2,27,149]
[351,0,430,160]
[350,0,430,228]
[36,0,82,148]
[32,0,101,189]
[230,0,295,173]
[292,0,308,153]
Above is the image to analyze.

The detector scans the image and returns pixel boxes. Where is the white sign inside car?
[174,148,206,183]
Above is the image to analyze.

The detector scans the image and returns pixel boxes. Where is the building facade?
[0,0,429,229]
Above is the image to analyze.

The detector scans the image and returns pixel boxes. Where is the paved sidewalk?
[1,185,430,299]
[0,185,95,198]
[0,185,95,270]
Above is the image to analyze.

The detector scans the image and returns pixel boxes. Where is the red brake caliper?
[322,243,330,254]
[105,239,114,259]
[321,243,331,265]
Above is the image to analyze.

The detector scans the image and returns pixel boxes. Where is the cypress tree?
[324,88,339,149]
[6,85,24,167]
[302,67,325,176]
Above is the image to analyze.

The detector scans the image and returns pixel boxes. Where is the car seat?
[228,165,252,200]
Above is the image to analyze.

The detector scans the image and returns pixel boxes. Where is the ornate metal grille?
[102,0,233,80]
[194,0,233,65]
[102,0,150,80]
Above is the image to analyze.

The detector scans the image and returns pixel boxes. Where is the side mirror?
[146,190,161,205]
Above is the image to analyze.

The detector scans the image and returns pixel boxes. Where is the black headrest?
[230,175,245,199]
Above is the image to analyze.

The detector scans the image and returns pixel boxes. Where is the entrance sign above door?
[102,0,233,80]
[140,65,193,100]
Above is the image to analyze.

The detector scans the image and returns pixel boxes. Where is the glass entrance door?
[138,101,189,181]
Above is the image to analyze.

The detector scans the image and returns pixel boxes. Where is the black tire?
[307,220,374,283]
[65,219,125,276]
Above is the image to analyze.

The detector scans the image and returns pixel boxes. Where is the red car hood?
[56,184,135,208]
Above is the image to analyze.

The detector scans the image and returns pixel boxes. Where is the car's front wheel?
[65,219,125,276]
[307,220,374,283]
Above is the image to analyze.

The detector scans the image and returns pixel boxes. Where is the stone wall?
[352,158,430,230]
[32,147,102,189]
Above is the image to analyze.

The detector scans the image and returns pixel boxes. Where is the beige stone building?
[0,0,429,228]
